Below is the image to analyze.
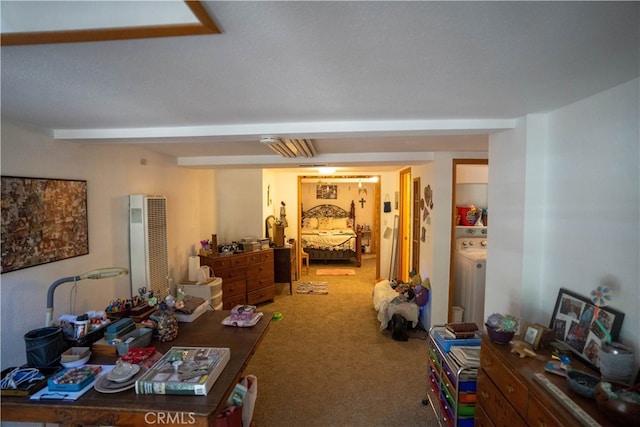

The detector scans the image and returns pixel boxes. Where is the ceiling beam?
[177,152,436,169]
[53,119,515,141]
[1,1,220,46]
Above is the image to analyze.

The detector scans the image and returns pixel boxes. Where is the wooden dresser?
[200,249,274,309]
[477,335,616,427]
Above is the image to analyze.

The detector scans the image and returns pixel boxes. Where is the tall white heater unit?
[129,195,169,298]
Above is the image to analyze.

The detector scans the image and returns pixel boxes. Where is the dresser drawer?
[247,260,274,277]
[247,286,275,305]
[475,403,496,427]
[480,342,528,415]
[477,369,527,427]
[222,293,247,310]
[222,279,246,298]
[526,394,562,427]
[246,252,263,265]
[247,273,274,292]
[205,256,232,271]
[228,254,248,268]
[216,266,246,283]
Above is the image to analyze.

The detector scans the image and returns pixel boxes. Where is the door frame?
[398,168,411,282]
[447,158,489,322]
[297,175,381,278]
[411,177,421,274]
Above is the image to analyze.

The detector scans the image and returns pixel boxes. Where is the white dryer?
[453,237,487,328]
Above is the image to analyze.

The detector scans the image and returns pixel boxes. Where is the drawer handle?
[480,391,489,399]
[507,385,515,394]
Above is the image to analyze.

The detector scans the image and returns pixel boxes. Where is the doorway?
[447,159,489,322]
[298,175,381,279]
[411,177,421,274]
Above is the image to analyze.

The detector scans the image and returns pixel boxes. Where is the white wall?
[411,162,435,330]
[485,120,527,319]
[216,169,263,243]
[486,79,639,368]
[0,121,215,368]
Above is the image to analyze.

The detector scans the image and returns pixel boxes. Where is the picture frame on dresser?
[549,287,624,371]
[522,322,552,350]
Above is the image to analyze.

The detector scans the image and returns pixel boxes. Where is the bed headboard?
[301,200,356,227]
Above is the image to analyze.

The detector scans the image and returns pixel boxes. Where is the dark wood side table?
[1,310,271,427]
[273,244,295,294]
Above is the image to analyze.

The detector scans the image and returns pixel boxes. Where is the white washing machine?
[454,237,487,328]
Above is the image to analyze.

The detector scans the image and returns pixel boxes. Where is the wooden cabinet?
[200,249,274,309]
[477,335,616,427]
[274,244,296,294]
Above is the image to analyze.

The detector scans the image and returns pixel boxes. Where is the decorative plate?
[95,366,147,393]
[106,362,140,383]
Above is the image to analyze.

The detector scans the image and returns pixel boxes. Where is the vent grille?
[145,197,169,298]
[129,195,169,299]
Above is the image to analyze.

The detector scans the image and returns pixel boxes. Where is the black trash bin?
[24,327,65,368]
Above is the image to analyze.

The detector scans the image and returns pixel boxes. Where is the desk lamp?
[45,267,129,327]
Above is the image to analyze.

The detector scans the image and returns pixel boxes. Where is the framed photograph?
[522,322,552,350]
[549,287,625,370]
[316,184,337,199]
[1,176,88,273]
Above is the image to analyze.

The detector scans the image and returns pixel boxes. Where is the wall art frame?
[549,287,624,370]
[1,176,88,273]
[316,184,337,199]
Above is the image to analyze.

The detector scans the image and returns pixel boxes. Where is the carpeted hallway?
[242,256,439,426]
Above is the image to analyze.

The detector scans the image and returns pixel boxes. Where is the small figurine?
[510,340,537,358]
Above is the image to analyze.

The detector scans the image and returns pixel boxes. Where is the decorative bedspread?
[301,229,357,251]
[372,279,419,331]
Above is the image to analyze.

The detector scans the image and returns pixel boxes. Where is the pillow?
[318,217,331,230]
[302,218,318,229]
[330,217,348,229]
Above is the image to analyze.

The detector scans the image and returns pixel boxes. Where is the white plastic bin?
[452,306,464,323]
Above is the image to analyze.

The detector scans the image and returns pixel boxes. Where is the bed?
[372,279,420,331]
[301,201,362,267]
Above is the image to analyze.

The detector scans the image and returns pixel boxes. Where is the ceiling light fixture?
[260,137,316,158]
[317,167,336,174]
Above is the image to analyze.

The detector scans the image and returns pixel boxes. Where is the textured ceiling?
[1,1,638,170]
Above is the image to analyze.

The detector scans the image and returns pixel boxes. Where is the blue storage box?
[47,366,99,391]
[432,327,481,352]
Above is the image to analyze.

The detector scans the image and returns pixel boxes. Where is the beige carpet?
[315,268,356,276]
[243,257,438,427]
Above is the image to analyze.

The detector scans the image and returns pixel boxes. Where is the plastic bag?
[218,375,257,427]
[241,375,257,427]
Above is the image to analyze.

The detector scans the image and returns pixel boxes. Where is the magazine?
[135,347,230,395]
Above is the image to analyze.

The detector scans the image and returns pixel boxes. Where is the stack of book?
[444,322,479,339]
[449,346,481,368]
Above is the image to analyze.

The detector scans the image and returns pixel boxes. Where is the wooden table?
[1,310,271,426]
